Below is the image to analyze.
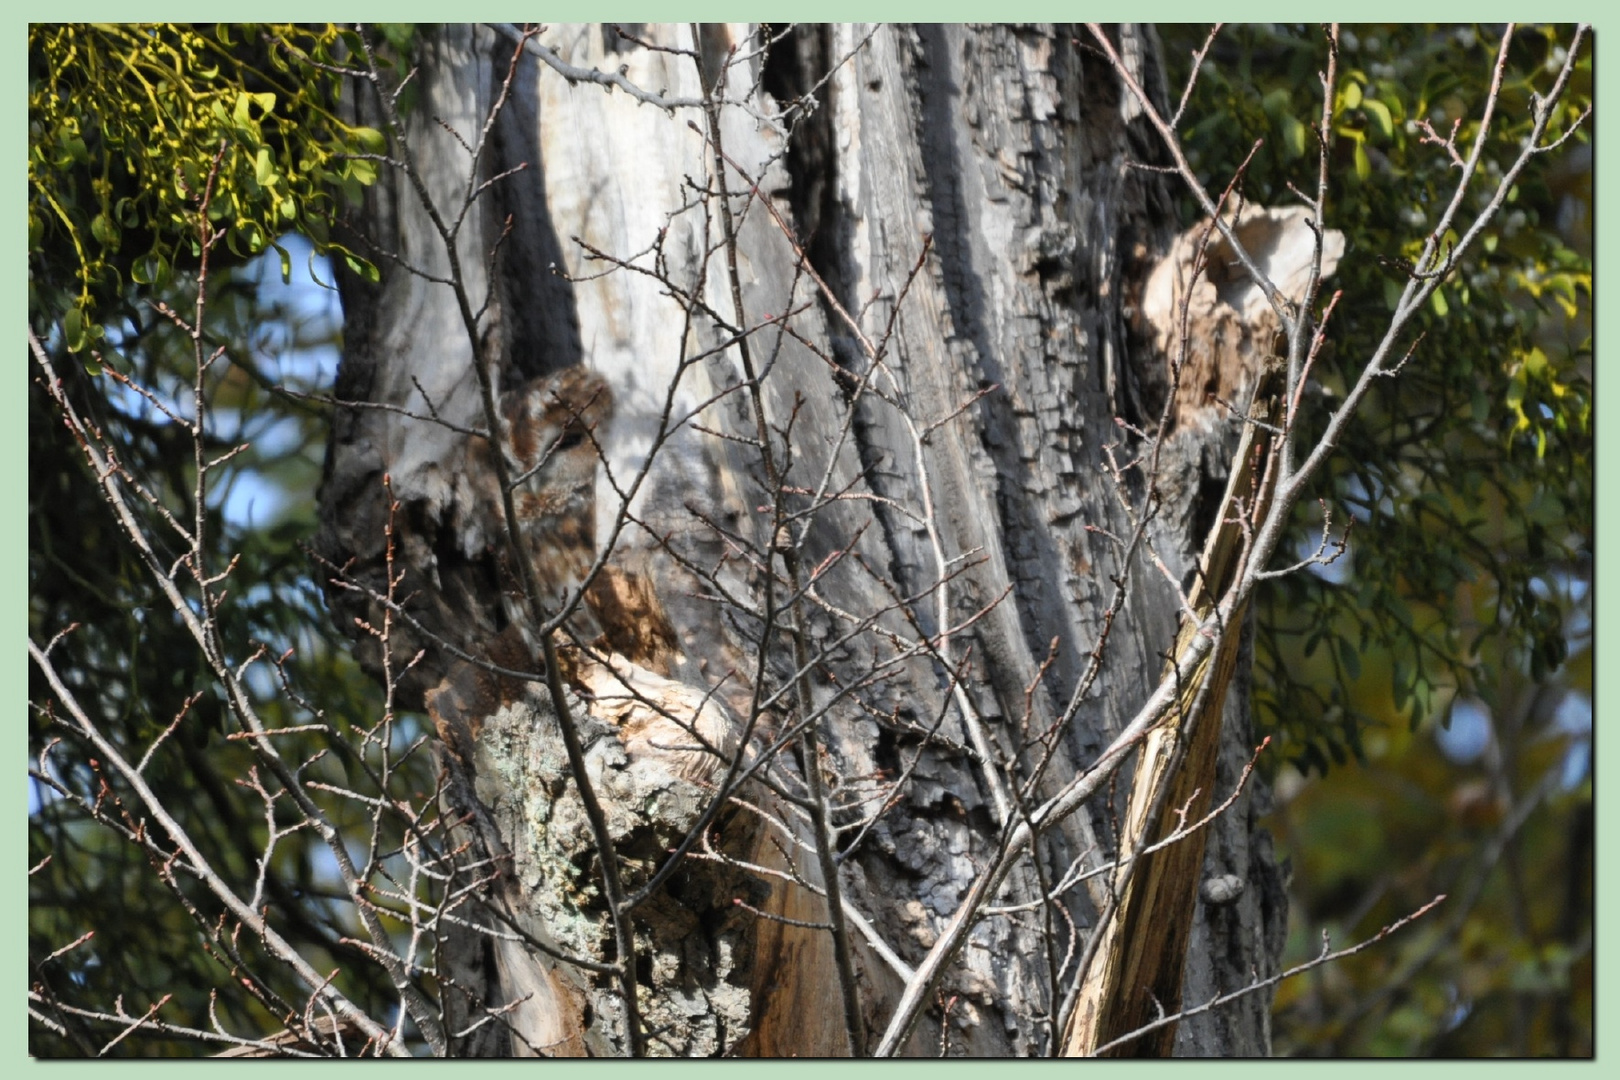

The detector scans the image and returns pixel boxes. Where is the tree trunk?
[317,22,1286,1057]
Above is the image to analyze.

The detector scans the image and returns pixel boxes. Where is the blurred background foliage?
[1160,23,1591,1055]
[28,23,1591,1056]
[28,24,428,1055]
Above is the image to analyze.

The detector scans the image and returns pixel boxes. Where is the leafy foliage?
[1162,24,1591,1056]
[27,24,388,364]
[1163,23,1591,773]
[27,24,427,1056]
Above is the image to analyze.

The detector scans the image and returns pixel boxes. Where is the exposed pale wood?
[1064,354,1283,1057]
[1065,203,1341,1056]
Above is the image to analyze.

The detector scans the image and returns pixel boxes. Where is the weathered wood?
[1065,354,1282,1056]
[317,23,1288,1056]
[1064,206,1342,1056]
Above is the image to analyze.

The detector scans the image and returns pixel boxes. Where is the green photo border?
[12,5,1607,1075]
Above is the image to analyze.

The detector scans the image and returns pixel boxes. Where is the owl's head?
[496,367,614,611]
[500,366,614,485]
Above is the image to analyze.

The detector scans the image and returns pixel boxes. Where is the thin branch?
[1088,894,1447,1056]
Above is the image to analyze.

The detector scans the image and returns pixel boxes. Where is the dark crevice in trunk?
[486,39,583,382]
[761,27,932,640]
[761,26,847,351]
[909,26,1080,728]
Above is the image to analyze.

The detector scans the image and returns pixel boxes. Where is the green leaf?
[1354,140,1370,182]
[232,93,264,146]
[1338,637,1362,681]
[254,147,276,186]
[1363,98,1393,140]
[348,157,377,186]
[90,213,117,247]
[63,307,87,352]
[1281,113,1308,160]
[1429,287,1449,317]
[344,253,380,284]
[353,126,387,154]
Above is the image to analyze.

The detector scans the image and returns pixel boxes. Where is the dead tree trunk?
[317,23,1287,1056]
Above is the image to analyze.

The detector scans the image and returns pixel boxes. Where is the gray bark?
[317,22,1285,1057]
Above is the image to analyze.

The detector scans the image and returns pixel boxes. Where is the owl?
[500,366,613,613]
[456,366,613,629]
[567,650,741,787]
